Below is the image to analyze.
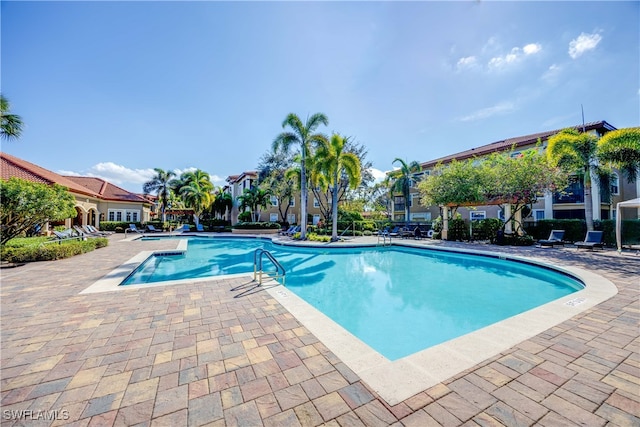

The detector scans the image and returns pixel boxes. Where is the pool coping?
[80,235,619,405]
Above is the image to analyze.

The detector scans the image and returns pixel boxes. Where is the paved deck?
[1,234,638,426]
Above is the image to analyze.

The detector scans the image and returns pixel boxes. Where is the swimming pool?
[121,237,583,361]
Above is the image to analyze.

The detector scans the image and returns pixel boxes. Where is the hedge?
[1,237,109,263]
[524,219,640,246]
[232,222,281,229]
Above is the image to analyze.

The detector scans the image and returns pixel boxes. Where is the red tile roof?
[65,176,149,203]
[0,152,98,197]
[420,120,616,169]
[1,152,149,203]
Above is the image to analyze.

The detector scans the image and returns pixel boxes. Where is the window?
[116,211,122,221]
[126,211,132,222]
[533,209,545,221]
[289,198,295,207]
[410,212,431,221]
[108,209,140,223]
[270,196,278,206]
[287,214,296,224]
[313,198,320,208]
[470,211,486,221]
[611,173,619,195]
[270,213,278,222]
[108,211,115,221]
[312,215,321,225]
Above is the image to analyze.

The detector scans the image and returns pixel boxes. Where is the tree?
[483,148,568,233]
[237,186,272,222]
[313,134,362,241]
[1,94,23,141]
[389,158,422,225]
[419,159,487,216]
[211,187,233,220]
[257,145,296,222]
[0,178,76,245]
[546,128,608,231]
[597,127,640,183]
[177,169,214,225]
[143,168,177,222]
[273,113,329,239]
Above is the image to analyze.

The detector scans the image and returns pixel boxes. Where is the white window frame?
[470,211,486,221]
[313,198,320,208]
[287,214,296,224]
[269,213,278,222]
[108,209,140,223]
[611,173,620,195]
[410,212,431,221]
[270,196,278,206]
[289,198,295,207]
[533,209,545,222]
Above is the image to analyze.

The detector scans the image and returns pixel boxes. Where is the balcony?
[394,203,406,211]
[553,178,584,204]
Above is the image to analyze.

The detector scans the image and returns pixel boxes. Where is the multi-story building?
[224,171,325,225]
[390,120,639,225]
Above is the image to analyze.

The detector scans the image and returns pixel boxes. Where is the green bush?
[474,218,502,243]
[238,212,252,222]
[306,233,331,242]
[233,222,281,229]
[524,219,640,246]
[100,221,140,232]
[448,217,469,241]
[1,237,108,263]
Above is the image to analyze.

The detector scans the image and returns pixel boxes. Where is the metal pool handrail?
[253,248,286,285]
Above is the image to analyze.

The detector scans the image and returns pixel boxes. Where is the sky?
[2,1,639,193]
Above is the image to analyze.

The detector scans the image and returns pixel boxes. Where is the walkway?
[0,234,638,426]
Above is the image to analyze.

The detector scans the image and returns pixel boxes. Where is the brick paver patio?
[1,234,638,426]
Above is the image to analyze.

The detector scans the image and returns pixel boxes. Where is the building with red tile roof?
[1,152,152,229]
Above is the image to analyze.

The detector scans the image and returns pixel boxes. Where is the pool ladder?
[253,249,286,285]
[377,232,391,246]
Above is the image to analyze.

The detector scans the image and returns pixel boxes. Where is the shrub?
[238,212,252,222]
[100,221,140,232]
[363,230,373,236]
[474,218,502,243]
[448,217,469,241]
[306,233,330,242]
[233,222,281,229]
[1,237,108,263]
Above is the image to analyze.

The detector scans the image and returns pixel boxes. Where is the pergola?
[616,198,640,252]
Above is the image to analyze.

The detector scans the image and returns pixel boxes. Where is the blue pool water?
[123,237,583,360]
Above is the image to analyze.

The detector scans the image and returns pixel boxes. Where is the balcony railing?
[393,203,406,211]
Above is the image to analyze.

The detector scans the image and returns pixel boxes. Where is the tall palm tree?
[143,168,176,222]
[1,94,23,141]
[211,187,233,220]
[273,113,329,239]
[597,127,640,183]
[178,169,214,225]
[389,158,422,226]
[546,128,607,231]
[313,134,362,241]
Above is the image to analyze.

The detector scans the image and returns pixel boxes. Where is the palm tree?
[597,127,640,183]
[546,128,612,231]
[1,94,24,141]
[178,169,214,226]
[273,113,329,239]
[313,134,362,241]
[389,158,422,226]
[143,168,176,222]
[237,186,272,222]
[211,187,233,220]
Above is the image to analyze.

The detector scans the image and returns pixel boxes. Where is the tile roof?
[65,176,149,203]
[420,120,616,169]
[1,152,149,203]
[0,152,98,197]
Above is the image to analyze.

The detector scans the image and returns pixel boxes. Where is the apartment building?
[390,121,639,224]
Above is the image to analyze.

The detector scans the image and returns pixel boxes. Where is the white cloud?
[568,32,602,59]
[369,167,388,183]
[456,56,478,71]
[541,63,562,82]
[457,101,516,122]
[488,43,542,71]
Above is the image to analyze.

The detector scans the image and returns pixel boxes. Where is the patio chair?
[86,224,113,235]
[575,231,604,251]
[280,225,295,236]
[389,226,400,237]
[128,224,143,233]
[286,225,301,236]
[178,224,191,232]
[145,224,161,233]
[400,227,413,239]
[538,230,565,247]
[196,223,205,232]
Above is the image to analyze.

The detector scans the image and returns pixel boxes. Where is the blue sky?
[2,1,638,193]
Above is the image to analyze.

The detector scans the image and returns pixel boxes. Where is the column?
[504,204,512,233]
[590,171,601,221]
[442,206,449,240]
[544,190,553,219]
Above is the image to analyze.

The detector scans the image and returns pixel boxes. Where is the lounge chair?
[178,224,191,232]
[196,224,205,232]
[389,226,400,237]
[538,230,565,247]
[128,224,143,233]
[575,231,604,251]
[280,225,295,236]
[400,227,413,239]
[86,224,112,235]
[286,225,301,236]
[145,224,161,233]
[52,229,82,240]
